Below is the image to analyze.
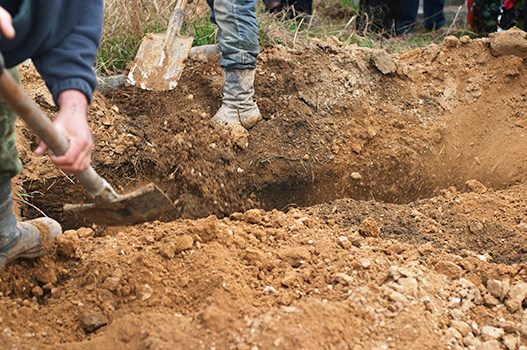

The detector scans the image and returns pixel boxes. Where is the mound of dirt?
[3,28,527,349]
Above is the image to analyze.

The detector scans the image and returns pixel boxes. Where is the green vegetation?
[97,0,477,75]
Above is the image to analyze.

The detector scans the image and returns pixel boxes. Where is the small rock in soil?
[243,209,261,224]
[504,281,527,312]
[79,311,108,333]
[35,265,57,285]
[360,217,380,237]
[174,235,194,254]
[55,230,79,258]
[277,247,311,267]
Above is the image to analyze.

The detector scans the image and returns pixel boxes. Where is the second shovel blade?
[127,33,194,91]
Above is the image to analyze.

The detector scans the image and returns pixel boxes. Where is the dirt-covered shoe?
[213,68,262,130]
[0,218,62,270]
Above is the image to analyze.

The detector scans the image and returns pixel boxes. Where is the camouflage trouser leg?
[0,67,22,183]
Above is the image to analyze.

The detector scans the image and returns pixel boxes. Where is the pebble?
[360,217,380,237]
[487,278,509,300]
[243,209,262,224]
[79,311,108,333]
[483,294,501,307]
[481,340,501,350]
[480,326,504,341]
[277,247,311,267]
[463,333,482,348]
[76,227,94,238]
[136,284,153,301]
[505,282,527,312]
[449,297,461,308]
[333,273,354,286]
[397,278,418,297]
[451,320,472,337]
[35,266,57,285]
[338,236,352,249]
[55,230,80,258]
[434,261,464,279]
[388,291,408,305]
[446,327,463,340]
[31,286,44,297]
[351,172,362,180]
[174,235,194,254]
[263,286,278,297]
[502,334,519,350]
[281,271,302,288]
[359,258,371,269]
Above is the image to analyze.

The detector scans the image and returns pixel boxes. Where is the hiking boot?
[0,181,62,270]
[213,68,262,130]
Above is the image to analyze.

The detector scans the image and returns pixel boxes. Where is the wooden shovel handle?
[0,62,118,203]
[165,0,189,46]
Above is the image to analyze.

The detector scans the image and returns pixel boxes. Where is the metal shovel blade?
[64,183,174,226]
[127,33,193,91]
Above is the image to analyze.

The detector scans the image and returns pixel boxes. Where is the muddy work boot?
[0,181,62,270]
[213,68,262,148]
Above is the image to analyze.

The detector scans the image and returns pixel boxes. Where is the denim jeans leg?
[396,0,419,34]
[207,0,260,69]
[423,0,446,30]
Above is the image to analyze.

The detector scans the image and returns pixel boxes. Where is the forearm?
[57,90,88,117]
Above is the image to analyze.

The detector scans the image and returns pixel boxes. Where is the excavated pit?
[7,30,527,350]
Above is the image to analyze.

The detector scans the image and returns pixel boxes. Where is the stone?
[397,277,418,297]
[498,319,518,333]
[451,320,472,337]
[463,333,482,348]
[277,247,311,267]
[245,248,271,270]
[281,271,303,288]
[360,217,380,237]
[55,230,80,258]
[333,273,354,286]
[505,282,527,312]
[487,279,508,300]
[136,284,153,301]
[79,311,108,333]
[159,243,176,259]
[481,340,502,350]
[338,236,352,249]
[76,227,94,238]
[465,179,487,193]
[446,327,463,340]
[31,286,43,297]
[174,235,194,254]
[502,334,519,350]
[434,261,464,279]
[102,269,123,292]
[35,265,57,285]
[480,326,504,341]
[229,212,244,221]
[263,286,278,296]
[371,50,397,75]
[388,291,409,305]
[483,293,501,307]
[243,209,262,224]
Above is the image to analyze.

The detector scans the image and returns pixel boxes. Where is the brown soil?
[4,28,527,350]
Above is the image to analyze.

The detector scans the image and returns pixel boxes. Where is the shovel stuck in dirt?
[127,0,194,91]
[0,58,174,226]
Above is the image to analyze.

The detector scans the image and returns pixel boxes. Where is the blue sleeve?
[32,0,103,105]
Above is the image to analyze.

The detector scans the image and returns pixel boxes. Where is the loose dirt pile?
[4,27,527,350]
